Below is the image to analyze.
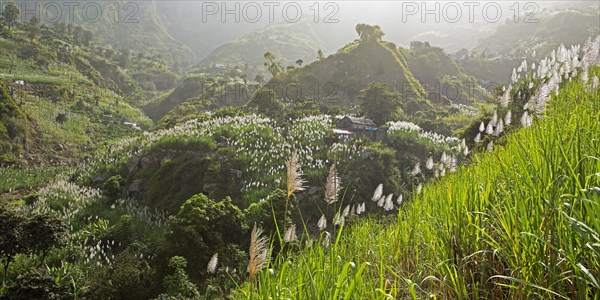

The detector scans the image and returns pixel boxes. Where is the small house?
[335,116,380,140]
[337,116,376,130]
[123,121,142,131]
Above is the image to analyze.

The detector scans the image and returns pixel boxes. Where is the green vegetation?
[264,24,481,134]
[232,65,600,299]
[269,25,426,104]
[0,167,68,194]
[358,82,405,125]
[1,5,599,298]
[0,81,28,164]
[0,11,173,165]
[462,8,600,84]
[196,19,326,79]
[475,9,600,58]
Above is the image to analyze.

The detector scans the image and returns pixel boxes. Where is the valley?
[0,1,599,299]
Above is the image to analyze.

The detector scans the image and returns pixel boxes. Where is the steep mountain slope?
[143,74,257,122]
[0,24,156,165]
[459,7,599,85]
[233,39,600,300]
[269,36,427,104]
[197,20,326,74]
[404,42,485,105]
[0,81,29,164]
[266,26,484,117]
[474,8,600,57]
[13,0,195,69]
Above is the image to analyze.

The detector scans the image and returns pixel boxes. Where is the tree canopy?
[355,24,385,42]
[2,2,19,29]
[358,82,404,125]
[245,87,284,118]
[263,51,282,77]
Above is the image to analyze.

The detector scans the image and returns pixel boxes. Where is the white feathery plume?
[384,194,394,211]
[426,157,434,170]
[207,253,219,274]
[491,111,498,125]
[521,59,528,73]
[342,205,350,217]
[322,232,331,248]
[396,194,403,205]
[582,68,589,85]
[485,121,494,135]
[324,164,341,204]
[371,184,383,202]
[501,87,511,107]
[333,212,344,226]
[521,111,532,128]
[286,152,306,198]
[494,119,504,136]
[411,162,421,176]
[284,224,297,243]
[317,214,327,231]
[247,223,269,281]
[504,110,512,126]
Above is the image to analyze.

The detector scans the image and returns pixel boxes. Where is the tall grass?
[0,166,69,193]
[232,66,600,299]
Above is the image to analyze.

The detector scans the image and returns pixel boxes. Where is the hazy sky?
[160,0,597,55]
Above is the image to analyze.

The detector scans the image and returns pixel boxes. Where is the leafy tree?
[296,59,303,66]
[245,189,290,237]
[26,16,39,41]
[2,2,19,30]
[88,250,156,300]
[54,22,67,36]
[0,268,65,300]
[355,23,385,42]
[358,82,404,125]
[73,25,83,42]
[101,175,123,199]
[263,51,282,77]
[0,207,25,277]
[254,74,265,83]
[81,30,93,46]
[166,194,247,279]
[118,49,131,68]
[21,214,68,263]
[104,48,115,60]
[55,113,67,124]
[245,87,284,118]
[317,49,325,60]
[158,256,198,299]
